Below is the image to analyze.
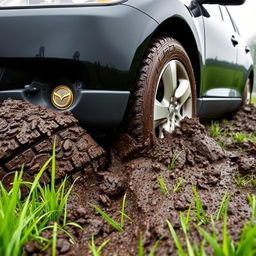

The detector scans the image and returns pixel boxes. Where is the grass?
[235,173,256,188]
[192,186,209,225]
[0,139,79,256]
[173,177,184,192]
[89,203,123,232]
[88,234,110,256]
[210,121,223,137]
[89,193,132,232]
[169,150,184,170]
[158,175,169,195]
[215,192,231,221]
[167,187,256,256]
[248,195,256,220]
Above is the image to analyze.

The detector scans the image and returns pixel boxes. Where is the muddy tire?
[0,99,106,184]
[127,37,197,144]
[242,78,252,105]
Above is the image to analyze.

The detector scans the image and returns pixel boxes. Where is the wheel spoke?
[162,61,177,102]
[174,79,191,107]
[154,100,169,128]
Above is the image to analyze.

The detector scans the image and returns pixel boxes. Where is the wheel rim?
[154,60,192,138]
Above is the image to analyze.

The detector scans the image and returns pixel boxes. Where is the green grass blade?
[97,239,110,254]
[166,219,186,256]
[120,193,127,228]
[138,234,144,256]
[197,226,224,256]
[52,222,58,256]
[89,203,123,232]
[148,237,162,256]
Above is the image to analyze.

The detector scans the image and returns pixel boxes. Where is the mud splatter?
[21,105,256,255]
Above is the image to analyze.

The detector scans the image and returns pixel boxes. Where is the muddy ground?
[24,104,256,256]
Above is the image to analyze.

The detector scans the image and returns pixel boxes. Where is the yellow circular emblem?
[51,85,74,110]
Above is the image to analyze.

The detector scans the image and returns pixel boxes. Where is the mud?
[17,103,256,255]
[0,99,106,187]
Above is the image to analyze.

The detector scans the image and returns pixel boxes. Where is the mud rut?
[1,100,256,255]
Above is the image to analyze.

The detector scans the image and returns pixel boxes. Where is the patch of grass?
[0,140,79,256]
[210,121,223,137]
[173,177,184,192]
[235,173,256,188]
[192,186,209,225]
[231,132,248,143]
[169,150,184,170]
[197,212,256,256]
[88,234,110,256]
[230,132,256,145]
[158,175,169,195]
[167,189,256,256]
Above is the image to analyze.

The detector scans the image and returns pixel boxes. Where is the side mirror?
[198,0,246,5]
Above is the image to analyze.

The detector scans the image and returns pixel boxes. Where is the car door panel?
[200,4,237,98]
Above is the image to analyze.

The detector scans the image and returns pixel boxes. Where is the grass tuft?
[88,234,110,256]
[0,139,78,256]
[158,175,169,195]
[210,121,223,137]
[192,186,209,225]
[173,177,184,192]
[169,151,184,170]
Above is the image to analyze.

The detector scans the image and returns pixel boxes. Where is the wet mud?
[17,103,256,255]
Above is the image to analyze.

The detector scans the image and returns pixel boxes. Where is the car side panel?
[200,4,237,97]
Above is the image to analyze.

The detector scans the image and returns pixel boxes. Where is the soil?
[1,100,256,255]
[0,99,106,187]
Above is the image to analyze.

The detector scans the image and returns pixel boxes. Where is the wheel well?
[151,17,201,96]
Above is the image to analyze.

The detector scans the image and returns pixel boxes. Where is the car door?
[224,6,253,97]
[200,4,238,98]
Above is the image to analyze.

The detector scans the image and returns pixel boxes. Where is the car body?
[0,0,253,132]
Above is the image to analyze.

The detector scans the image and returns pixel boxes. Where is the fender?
[125,0,204,67]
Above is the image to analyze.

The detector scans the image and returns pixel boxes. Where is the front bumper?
[0,89,130,129]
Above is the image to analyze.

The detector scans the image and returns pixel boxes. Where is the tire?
[242,78,252,105]
[0,99,106,185]
[127,37,197,143]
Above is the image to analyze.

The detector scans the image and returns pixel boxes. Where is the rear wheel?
[127,37,197,143]
[242,78,252,105]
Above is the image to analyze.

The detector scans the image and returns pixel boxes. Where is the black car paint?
[0,0,253,129]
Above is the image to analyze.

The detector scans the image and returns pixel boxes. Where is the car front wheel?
[128,37,197,143]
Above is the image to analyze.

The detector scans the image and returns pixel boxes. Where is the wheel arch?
[149,17,201,96]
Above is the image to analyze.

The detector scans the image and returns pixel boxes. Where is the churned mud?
[2,100,255,255]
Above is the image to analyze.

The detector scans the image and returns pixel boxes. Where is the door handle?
[231,35,239,46]
[245,46,250,53]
